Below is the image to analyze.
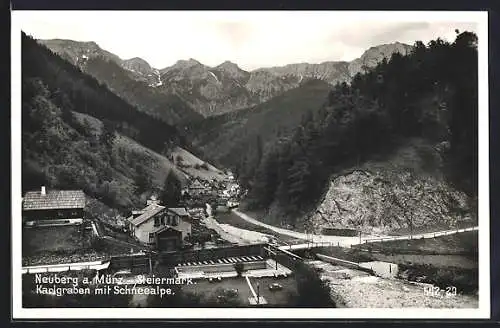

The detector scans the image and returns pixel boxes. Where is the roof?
[23,190,86,211]
[150,225,181,235]
[189,180,206,189]
[129,204,165,227]
[168,207,189,217]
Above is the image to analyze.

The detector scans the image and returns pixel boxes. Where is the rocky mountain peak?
[361,42,413,58]
[122,57,153,74]
[160,58,207,75]
[38,39,123,66]
[81,40,100,49]
[348,42,414,76]
[217,60,241,70]
[176,58,203,68]
[215,60,248,80]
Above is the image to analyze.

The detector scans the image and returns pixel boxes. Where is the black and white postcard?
[11,10,490,319]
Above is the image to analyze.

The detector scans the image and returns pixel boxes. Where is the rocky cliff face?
[348,42,414,77]
[39,39,414,117]
[157,59,256,116]
[254,61,351,85]
[310,139,475,235]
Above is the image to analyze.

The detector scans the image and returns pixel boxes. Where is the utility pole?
[148,251,153,275]
[256,282,260,305]
[409,212,413,240]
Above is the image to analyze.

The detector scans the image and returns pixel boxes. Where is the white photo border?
[11,10,490,319]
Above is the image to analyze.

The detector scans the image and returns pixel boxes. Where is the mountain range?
[39,39,413,117]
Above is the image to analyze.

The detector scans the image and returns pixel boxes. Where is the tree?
[100,119,116,153]
[134,165,152,195]
[160,171,182,207]
[293,262,335,307]
[247,149,279,210]
[233,262,245,277]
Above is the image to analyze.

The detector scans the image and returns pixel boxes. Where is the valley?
[20,28,480,309]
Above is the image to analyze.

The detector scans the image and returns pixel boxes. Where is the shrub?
[234,262,245,277]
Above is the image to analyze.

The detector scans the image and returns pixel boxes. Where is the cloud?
[320,21,478,62]
[213,21,254,52]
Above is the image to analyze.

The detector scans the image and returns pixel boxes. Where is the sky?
[15,11,480,71]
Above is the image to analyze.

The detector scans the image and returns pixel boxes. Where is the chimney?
[41,186,46,196]
[147,194,160,206]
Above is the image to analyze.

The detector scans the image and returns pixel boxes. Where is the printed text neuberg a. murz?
[34,274,193,298]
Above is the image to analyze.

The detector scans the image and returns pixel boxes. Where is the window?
[154,217,160,227]
[172,216,178,226]
[149,233,155,243]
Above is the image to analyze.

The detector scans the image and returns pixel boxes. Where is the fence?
[315,253,374,274]
[265,244,304,271]
[361,226,478,244]
[277,241,334,250]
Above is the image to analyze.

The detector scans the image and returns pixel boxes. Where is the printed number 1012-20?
[424,285,457,298]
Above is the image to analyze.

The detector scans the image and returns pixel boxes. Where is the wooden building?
[22,186,86,226]
[127,198,192,251]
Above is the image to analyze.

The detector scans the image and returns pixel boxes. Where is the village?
[20,168,480,309]
[21,170,247,255]
[21,170,301,307]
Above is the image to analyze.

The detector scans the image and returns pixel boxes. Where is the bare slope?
[312,139,476,235]
[170,147,227,181]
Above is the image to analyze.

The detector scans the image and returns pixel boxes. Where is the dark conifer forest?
[21,32,193,212]
[224,32,478,222]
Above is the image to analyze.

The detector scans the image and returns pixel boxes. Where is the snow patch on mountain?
[153,69,162,87]
[208,71,220,84]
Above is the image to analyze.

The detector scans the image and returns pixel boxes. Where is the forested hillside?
[236,32,478,230]
[23,33,190,154]
[39,38,202,124]
[21,32,190,213]
[81,56,202,124]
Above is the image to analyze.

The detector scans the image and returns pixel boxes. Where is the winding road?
[231,209,478,249]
